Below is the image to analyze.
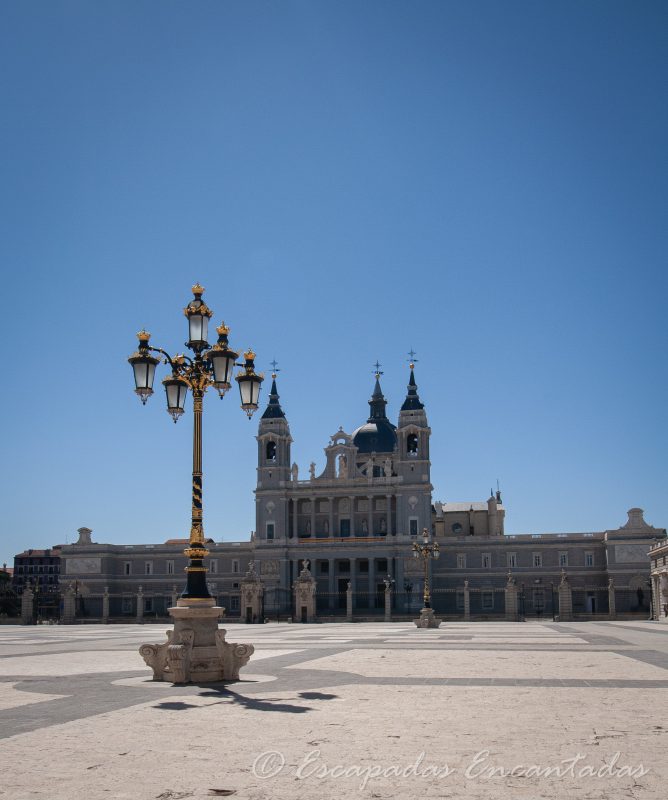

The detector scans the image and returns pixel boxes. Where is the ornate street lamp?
[128,284,264,601]
[412,527,440,609]
[411,528,442,628]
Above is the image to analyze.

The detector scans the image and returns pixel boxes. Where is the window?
[144,598,153,613]
[452,523,463,535]
[340,518,350,537]
[532,553,542,568]
[407,433,418,455]
[230,596,239,611]
[209,559,218,574]
[409,518,418,537]
[457,553,466,569]
[585,552,594,567]
[266,441,276,462]
[482,553,491,569]
[319,561,329,575]
[231,559,239,574]
[124,562,131,576]
[376,558,388,574]
[482,591,494,610]
[144,561,153,576]
[122,597,133,613]
[266,523,275,541]
[166,560,174,575]
[507,553,517,568]
[559,552,568,567]
[358,560,369,573]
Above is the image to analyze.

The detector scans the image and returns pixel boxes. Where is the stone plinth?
[21,586,34,625]
[139,598,254,684]
[558,571,573,621]
[240,561,264,623]
[505,573,519,621]
[293,561,316,623]
[414,607,441,628]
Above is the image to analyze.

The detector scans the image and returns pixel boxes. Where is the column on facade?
[369,557,376,609]
[350,496,356,536]
[396,495,404,536]
[328,497,335,539]
[386,494,392,536]
[463,580,470,621]
[292,499,299,539]
[367,495,373,537]
[280,497,287,540]
[328,558,335,608]
[310,497,316,538]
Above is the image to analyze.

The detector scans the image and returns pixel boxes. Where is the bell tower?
[255,370,292,542]
[395,358,432,537]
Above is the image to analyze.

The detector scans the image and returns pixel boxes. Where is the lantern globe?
[162,374,189,423]
[128,330,160,405]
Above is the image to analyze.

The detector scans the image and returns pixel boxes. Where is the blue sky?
[0,1,666,565]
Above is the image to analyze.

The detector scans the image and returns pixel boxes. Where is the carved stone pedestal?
[414,607,442,628]
[139,599,254,684]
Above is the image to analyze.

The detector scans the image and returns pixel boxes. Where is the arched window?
[266,441,277,462]
[407,433,418,455]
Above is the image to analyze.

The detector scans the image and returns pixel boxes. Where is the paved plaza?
[0,621,667,799]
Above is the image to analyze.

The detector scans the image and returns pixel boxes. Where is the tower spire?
[261,362,285,419]
[401,353,424,411]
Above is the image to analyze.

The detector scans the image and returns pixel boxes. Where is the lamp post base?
[414,607,442,628]
[139,598,254,683]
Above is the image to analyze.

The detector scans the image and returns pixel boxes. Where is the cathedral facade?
[34,365,666,621]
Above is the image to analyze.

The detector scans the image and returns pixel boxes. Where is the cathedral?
[26,363,666,622]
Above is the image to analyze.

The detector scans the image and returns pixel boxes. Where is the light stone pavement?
[0,621,667,800]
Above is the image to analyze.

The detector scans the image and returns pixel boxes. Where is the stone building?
[650,538,668,623]
[29,366,667,622]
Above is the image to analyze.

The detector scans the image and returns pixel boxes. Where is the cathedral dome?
[352,420,397,454]
[352,373,397,454]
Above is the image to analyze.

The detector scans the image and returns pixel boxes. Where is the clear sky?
[0,1,666,566]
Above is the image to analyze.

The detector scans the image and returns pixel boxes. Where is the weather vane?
[270,359,281,378]
[373,360,383,377]
[407,348,419,366]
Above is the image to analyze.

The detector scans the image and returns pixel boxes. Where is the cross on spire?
[407,348,418,367]
[373,360,383,377]
[269,359,281,378]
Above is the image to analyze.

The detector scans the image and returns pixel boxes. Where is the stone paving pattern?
[0,620,667,799]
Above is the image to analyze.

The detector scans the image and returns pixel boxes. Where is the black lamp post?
[128,284,264,601]
[412,528,440,609]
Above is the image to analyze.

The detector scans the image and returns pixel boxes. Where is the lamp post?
[412,528,442,628]
[128,284,263,601]
[412,528,440,608]
[131,285,261,684]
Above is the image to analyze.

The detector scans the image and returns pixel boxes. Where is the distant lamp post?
[128,284,264,602]
[412,528,440,608]
[412,528,442,628]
